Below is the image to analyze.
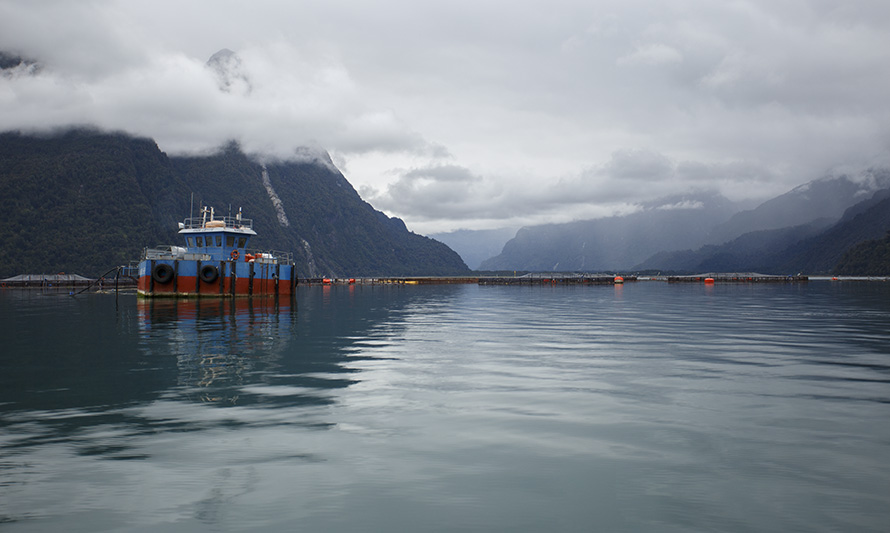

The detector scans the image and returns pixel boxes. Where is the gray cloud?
[2,0,889,234]
[0,6,434,159]
[602,149,673,181]
[367,147,801,233]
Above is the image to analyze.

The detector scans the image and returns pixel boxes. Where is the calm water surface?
[1,282,889,532]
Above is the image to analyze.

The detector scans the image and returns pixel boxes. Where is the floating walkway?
[2,272,812,292]
[478,274,634,285]
[301,274,635,286]
[303,277,477,285]
[666,273,808,283]
[1,273,96,288]
[301,273,810,286]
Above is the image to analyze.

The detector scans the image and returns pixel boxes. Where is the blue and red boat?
[137,207,297,297]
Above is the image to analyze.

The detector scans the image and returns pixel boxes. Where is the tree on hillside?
[833,232,890,276]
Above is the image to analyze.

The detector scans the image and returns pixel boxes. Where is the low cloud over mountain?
[2,1,890,235]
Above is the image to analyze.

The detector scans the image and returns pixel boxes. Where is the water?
[1,282,889,532]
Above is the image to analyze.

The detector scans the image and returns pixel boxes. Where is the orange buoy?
[323,278,332,284]
[704,277,715,284]
[614,276,624,284]
[348,278,356,284]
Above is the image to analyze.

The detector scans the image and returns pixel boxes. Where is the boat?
[137,206,297,297]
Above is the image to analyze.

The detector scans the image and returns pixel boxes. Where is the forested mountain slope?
[0,130,468,277]
[634,189,890,274]
[480,193,739,271]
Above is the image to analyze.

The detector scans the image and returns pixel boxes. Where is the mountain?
[173,142,468,277]
[833,232,890,275]
[772,190,890,273]
[483,169,890,274]
[708,170,890,244]
[0,129,468,278]
[0,129,185,277]
[429,227,518,270]
[205,48,251,94]
[635,188,890,274]
[479,192,740,272]
[0,51,38,72]
[634,220,834,273]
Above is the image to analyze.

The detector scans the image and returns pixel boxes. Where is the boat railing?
[121,263,140,278]
[142,246,213,260]
[143,245,187,260]
[142,245,292,264]
[245,249,295,265]
[181,215,254,230]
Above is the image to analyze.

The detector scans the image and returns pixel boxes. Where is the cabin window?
[187,237,195,247]
[237,237,247,248]
[215,235,222,246]
[196,236,204,247]
[226,236,235,247]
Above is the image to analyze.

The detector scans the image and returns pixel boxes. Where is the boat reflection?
[137,297,304,406]
[135,292,389,410]
[0,287,419,467]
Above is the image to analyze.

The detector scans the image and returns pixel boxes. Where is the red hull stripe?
[138,275,293,296]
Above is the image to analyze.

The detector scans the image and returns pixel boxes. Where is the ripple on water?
[1,283,890,532]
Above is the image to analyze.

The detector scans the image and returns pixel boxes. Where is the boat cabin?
[178,207,256,262]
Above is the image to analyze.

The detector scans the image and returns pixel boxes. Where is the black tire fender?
[199,264,219,283]
[152,263,174,284]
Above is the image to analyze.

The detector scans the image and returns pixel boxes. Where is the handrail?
[181,215,254,230]
[244,249,294,264]
[141,245,293,264]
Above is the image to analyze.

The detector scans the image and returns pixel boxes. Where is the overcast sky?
[2,0,889,234]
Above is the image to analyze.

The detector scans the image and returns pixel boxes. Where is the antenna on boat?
[189,193,194,222]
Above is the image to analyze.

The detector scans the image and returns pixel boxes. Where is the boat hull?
[137,259,296,297]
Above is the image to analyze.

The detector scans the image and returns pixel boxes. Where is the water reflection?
[0,288,422,464]
[2,283,890,532]
[137,298,297,406]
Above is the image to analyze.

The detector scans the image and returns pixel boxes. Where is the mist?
[2,0,890,234]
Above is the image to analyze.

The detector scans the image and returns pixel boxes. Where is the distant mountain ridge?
[634,188,890,274]
[707,170,890,244]
[771,189,890,273]
[478,171,890,275]
[480,192,741,271]
[634,220,833,273]
[429,227,518,270]
[0,129,468,277]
